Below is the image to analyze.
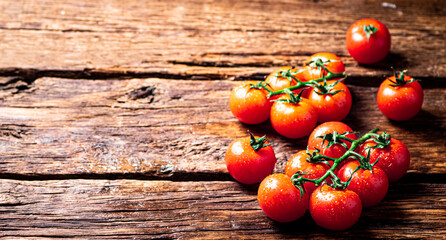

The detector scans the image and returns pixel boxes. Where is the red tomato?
[346,18,391,64]
[264,66,304,92]
[310,184,362,231]
[377,74,423,121]
[360,138,410,182]
[338,161,389,207]
[229,81,273,124]
[308,121,357,161]
[258,173,309,222]
[307,80,352,123]
[302,52,345,81]
[225,135,277,184]
[270,95,318,139]
[284,150,329,194]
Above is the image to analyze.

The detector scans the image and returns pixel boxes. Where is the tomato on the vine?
[258,173,309,223]
[270,93,318,139]
[360,138,410,182]
[225,134,276,184]
[229,81,273,125]
[346,18,391,64]
[308,121,357,161]
[264,66,304,92]
[310,184,362,231]
[377,71,423,121]
[302,52,345,82]
[307,80,352,123]
[338,161,389,207]
[285,150,329,194]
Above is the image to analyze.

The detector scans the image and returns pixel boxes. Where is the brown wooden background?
[0,0,445,239]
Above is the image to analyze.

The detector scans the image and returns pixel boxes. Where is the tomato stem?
[266,71,346,98]
[363,24,378,43]
[248,131,271,151]
[291,128,391,191]
[389,69,420,87]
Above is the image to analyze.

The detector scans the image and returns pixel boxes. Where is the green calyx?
[363,24,378,43]
[318,130,357,149]
[273,88,306,104]
[389,69,420,87]
[311,77,346,95]
[291,128,392,191]
[305,57,340,75]
[249,81,270,90]
[249,132,271,151]
[276,67,305,84]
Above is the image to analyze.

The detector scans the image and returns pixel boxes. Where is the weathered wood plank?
[0,77,445,178]
[0,179,444,239]
[0,0,445,79]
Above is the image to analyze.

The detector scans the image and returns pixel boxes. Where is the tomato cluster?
[225,122,410,231]
[230,52,352,139]
[225,18,421,231]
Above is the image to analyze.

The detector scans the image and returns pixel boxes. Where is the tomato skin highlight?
[284,150,329,195]
[338,161,389,207]
[360,138,410,183]
[225,136,277,184]
[377,75,424,121]
[229,81,273,125]
[258,173,309,223]
[346,19,391,64]
[310,184,362,231]
[270,97,318,139]
[308,121,357,161]
[307,81,352,123]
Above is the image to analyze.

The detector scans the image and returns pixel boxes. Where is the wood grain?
[0,0,445,238]
[0,0,445,80]
[0,77,445,179]
[0,179,445,239]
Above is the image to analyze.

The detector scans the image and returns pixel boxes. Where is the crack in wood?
[168,60,275,68]
[127,86,156,101]
[0,124,30,139]
[0,68,444,88]
[0,172,444,183]
[0,67,227,81]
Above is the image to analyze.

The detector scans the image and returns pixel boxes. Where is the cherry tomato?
[346,18,391,64]
[285,150,329,194]
[264,66,304,92]
[270,95,318,139]
[229,81,273,124]
[225,134,277,184]
[360,138,410,182]
[258,173,309,222]
[308,121,357,161]
[310,184,362,231]
[302,52,345,81]
[307,80,352,123]
[338,161,389,207]
[377,73,423,121]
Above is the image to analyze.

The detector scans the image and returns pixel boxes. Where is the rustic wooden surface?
[0,0,445,239]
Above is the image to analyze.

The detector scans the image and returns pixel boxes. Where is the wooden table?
[1,0,445,239]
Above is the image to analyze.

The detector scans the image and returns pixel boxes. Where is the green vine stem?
[290,128,391,195]
[263,65,346,99]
